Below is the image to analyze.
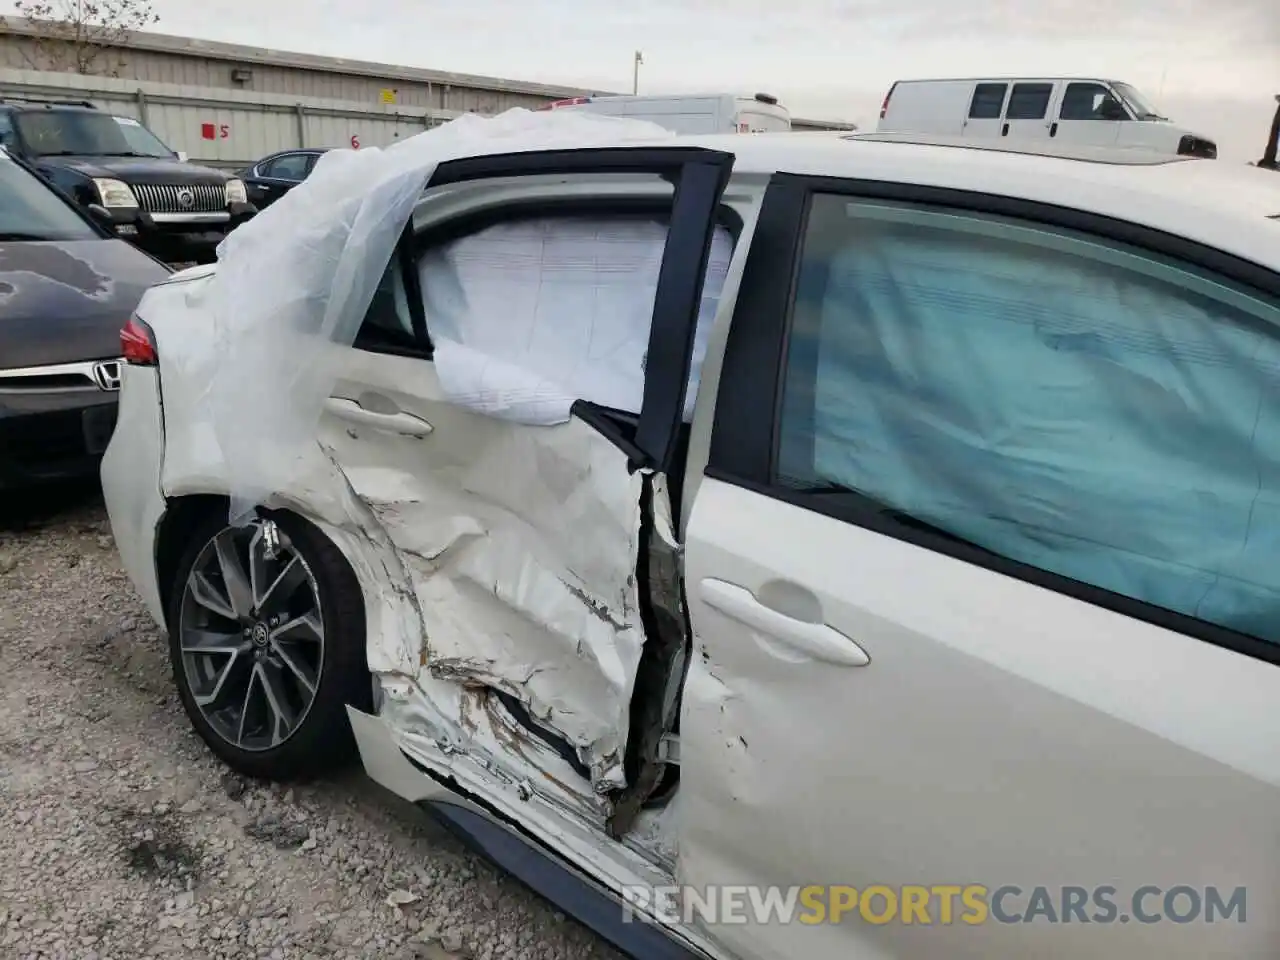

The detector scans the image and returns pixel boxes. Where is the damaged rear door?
[318,146,734,816]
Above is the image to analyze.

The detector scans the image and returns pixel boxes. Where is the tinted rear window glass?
[1006,83,1054,120]
[968,83,1007,120]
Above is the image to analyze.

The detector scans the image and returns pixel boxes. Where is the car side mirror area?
[85,203,115,227]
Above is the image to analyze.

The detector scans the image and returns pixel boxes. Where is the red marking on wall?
[201,122,215,140]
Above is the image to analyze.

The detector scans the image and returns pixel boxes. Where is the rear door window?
[263,153,312,181]
[1005,83,1054,120]
[968,83,1008,120]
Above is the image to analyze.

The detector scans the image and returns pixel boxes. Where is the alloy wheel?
[177,517,325,751]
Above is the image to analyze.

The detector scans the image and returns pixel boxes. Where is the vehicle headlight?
[92,178,138,208]
[225,178,247,204]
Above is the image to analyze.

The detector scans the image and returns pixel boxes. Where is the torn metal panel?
[609,471,691,838]
[329,412,648,797]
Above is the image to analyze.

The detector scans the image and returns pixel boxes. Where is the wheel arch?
[155,493,373,641]
[155,493,230,629]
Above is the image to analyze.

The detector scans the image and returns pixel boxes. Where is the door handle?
[324,396,433,437]
[1001,122,1010,136]
[699,578,870,667]
[1049,122,1059,137]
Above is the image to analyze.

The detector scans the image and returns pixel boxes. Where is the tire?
[166,507,370,780]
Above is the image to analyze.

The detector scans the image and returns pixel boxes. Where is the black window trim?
[707,171,1280,667]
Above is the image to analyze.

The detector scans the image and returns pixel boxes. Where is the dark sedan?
[0,148,171,489]
[239,148,328,210]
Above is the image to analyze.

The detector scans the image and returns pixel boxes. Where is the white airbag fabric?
[421,217,734,423]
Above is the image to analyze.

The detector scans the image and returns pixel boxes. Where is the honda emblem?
[91,360,122,392]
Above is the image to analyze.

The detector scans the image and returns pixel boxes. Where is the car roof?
[643,131,1280,274]
[843,132,1184,165]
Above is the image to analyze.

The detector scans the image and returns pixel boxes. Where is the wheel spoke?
[181,628,250,657]
[270,612,322,644]
[259,556,307,613]
[214,530,254,618]
[258,661,300,746]
[270,637,318,696]
[235,664,260,746]
[193,648,245,710]
[189,570,236,621]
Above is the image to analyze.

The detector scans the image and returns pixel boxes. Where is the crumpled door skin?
[337,413,647,794]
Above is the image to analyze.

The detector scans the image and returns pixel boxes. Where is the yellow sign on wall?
[380,88,396,104]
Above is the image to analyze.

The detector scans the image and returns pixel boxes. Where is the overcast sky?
[23,0,1280,159]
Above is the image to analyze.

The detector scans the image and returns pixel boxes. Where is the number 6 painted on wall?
[350,134,360,149]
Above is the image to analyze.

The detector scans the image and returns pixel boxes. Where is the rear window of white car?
[775,194,1280,644]
[358,209,735,422]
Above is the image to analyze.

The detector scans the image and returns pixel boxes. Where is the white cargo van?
[876,78,1217,159]
[538,92,791,135]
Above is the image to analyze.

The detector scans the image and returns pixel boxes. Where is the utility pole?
[633,50,643,95]
[1261,94,1280,171]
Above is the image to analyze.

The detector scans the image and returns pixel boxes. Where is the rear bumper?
[0,389,117,490]
[100,364,169,627]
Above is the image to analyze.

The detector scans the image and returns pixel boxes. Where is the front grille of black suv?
[133,182,225,213]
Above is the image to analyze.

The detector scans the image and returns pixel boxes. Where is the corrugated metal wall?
[0,23,856,154]
[0,30,574,114]
[0,68,461,167]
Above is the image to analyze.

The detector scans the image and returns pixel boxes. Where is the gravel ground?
[0,484,622,960]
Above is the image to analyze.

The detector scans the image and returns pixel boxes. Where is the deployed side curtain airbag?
[804,201,1280,643]
[420,218,734,424]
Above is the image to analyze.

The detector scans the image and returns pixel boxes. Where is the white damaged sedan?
[102,112,1280,960]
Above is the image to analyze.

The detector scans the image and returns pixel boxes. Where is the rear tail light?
[121,316,158,366]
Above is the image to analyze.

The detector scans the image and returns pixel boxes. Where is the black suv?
[0,98,257,263]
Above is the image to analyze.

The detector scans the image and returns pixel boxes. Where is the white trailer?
[538,92,792,135]
[876,77,1218,159]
